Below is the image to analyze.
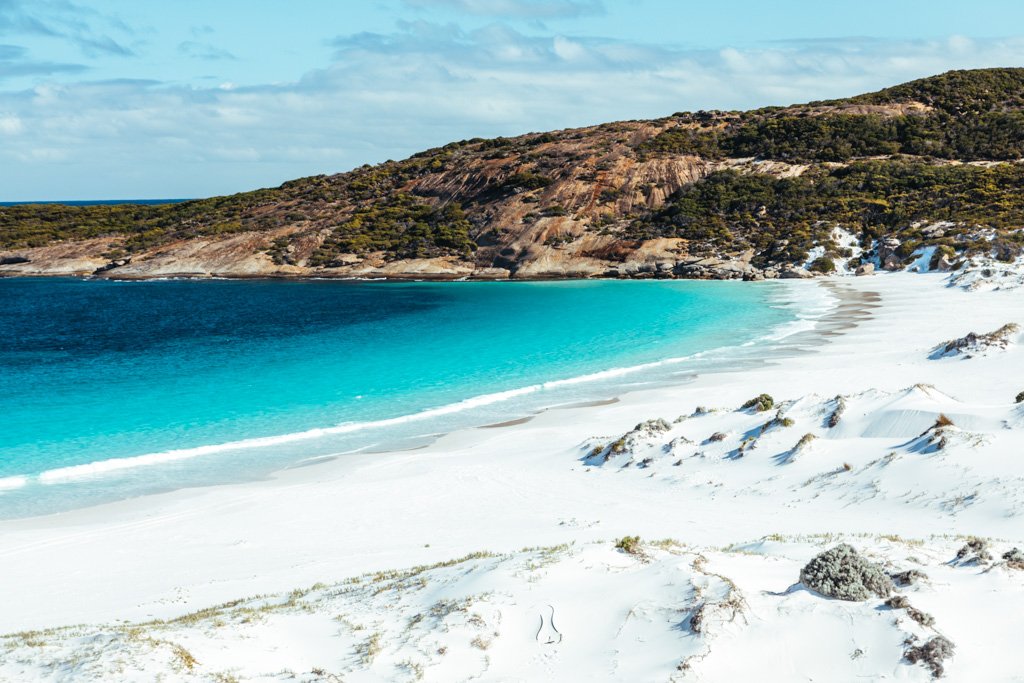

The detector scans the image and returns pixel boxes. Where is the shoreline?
[0,277,821,520]
[0,269,812,282]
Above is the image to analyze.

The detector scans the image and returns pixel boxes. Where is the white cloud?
[552,35,586,61]
[2,22,1024,198]
[0,112,21,133]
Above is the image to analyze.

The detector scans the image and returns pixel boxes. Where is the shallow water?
[0,277,815,517]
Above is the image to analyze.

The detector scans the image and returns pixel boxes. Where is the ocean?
[0,277,818,517]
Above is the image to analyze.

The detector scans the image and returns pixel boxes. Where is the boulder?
[779,265,814,279]
[855,263,875,276]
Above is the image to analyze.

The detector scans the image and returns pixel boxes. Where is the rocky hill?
[5,68,1024,280]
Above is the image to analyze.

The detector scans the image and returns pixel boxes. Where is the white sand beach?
[3,271,1024,681]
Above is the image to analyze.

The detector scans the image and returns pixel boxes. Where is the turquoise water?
[0,277,807,517]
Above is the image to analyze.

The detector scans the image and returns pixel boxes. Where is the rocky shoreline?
[0,236,874,281]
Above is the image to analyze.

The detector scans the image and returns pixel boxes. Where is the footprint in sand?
[536,604,563,645]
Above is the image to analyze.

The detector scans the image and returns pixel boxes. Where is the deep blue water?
[0,277,804,517]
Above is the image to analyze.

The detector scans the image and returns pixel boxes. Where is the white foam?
[0,476,28,491]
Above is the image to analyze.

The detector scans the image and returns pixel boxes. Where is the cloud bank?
[1,19,1023,199]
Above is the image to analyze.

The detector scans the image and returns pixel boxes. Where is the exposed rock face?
[799,544,894,601]
[878,238,904,271]
[0,235,787,281]
[0,238,113,276]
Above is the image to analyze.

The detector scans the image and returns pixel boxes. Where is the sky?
[2,1,1024,200]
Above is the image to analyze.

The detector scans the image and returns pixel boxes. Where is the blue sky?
[2,0,1024,199]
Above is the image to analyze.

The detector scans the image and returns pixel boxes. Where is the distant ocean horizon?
[0,199,193,206]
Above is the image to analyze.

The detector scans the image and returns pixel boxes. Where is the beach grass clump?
[761,414,794,434]
[615,536,642,556]
[358,632,383,664]
[740,393,775,412]
[827,396,847,428]
[799,544,893,601]
[786,433,817,461]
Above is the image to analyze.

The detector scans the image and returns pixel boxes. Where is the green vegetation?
[628,159,1024,263]
[309,194,475,265]
[615,536,642,555]
[808,256,836,273]
[643,109,1024,162]
[845,67,1024,114]
[642,69,1024,163]
[741,394,775,412]
[0,190,291,251]
[501,171,554,191]
[0,134,475,253]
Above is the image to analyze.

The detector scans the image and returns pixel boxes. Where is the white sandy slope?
[2,272,1024,681]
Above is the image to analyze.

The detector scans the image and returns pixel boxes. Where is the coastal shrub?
[905,636,956,678]
[1003,548,1024,568]
[886,596,935,627]
[641,70,1024,163]
[954,536,992,564]
[799,544,894,601]
[309,194,476,264]
[741,393,775,412]
[502,171,553,192]
[626,161,1024,265]
[891,569,928,586]
[615,535,642,555]
[0,148,462,252]
[808,256,836,274]
[761,413,795,432]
